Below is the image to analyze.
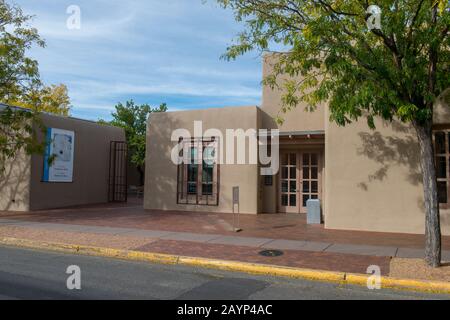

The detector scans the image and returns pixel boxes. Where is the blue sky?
[15,0,262,120]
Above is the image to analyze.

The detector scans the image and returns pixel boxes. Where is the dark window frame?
[433,129,450,209]
[177,137,220,206]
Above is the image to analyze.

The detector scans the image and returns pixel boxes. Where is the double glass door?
[279,151,321,213]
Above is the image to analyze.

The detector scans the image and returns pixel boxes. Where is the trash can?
[306,199,321,224]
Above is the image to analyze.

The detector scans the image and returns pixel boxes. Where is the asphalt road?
[0,245,448,300]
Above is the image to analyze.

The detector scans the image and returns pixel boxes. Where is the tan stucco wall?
[0,149,31,211]
[434,88,450,125]
[29,114,125,210]
[259,53,325,213]
[261,178,277,213]
[261,53,325,132]
[144,53,450,235]
[324,100,450,235]
[144,106,260,214]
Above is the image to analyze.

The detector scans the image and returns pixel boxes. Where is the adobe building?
[144,55,450,236]
[0,107,127,211]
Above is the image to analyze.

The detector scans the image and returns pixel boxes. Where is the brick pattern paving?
[0,225,156,250]
[1,198,449,250]
[134,240,391,275]
[3,219,449,260]
[0,223,391,276]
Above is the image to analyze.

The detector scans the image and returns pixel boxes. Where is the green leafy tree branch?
[215,0,449,267]
[100,100,168,186]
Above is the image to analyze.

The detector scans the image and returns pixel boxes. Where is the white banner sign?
[43,128,75,182]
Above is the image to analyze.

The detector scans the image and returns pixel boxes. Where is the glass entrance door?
[300,153,320,213]
[279,152,299,213]
[278,150,322,214]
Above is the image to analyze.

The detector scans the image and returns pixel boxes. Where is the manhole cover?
[258,249,284,257]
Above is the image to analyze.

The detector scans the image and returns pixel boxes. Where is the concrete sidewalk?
[1,218,449,260]
[3,201,449,251]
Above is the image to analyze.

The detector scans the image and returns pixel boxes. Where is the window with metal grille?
[177,137,219,206]
[434,130,450,208]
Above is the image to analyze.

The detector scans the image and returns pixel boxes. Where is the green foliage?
[0,0,71,116]
[0,105,45,173]
[216,0,449,127]
[0,0,48,173]
[11,84,72,116]
[0,0,45,102]
[444,88,450,105]
[100,100,167,185]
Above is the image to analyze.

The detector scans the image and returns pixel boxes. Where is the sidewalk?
[0,218,391,276]
[1,200,450,284]
[1,218,449,260]
[2,199,450,250]
[1,217,450,280]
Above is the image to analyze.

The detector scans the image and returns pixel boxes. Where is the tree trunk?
[414,120,441,267]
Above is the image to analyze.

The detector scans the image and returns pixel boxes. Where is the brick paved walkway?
[0,214,450,268]
[3,200,450,281]
[135,240,391,275]
[1,198,450,251]
[0,221,392,275]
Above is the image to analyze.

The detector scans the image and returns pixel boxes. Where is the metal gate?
[108,141,128,202]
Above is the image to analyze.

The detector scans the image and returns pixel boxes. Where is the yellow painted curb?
[346,273,450,294]
[178,256,346,283]
[0,237,179,265]
[1,237,449,295]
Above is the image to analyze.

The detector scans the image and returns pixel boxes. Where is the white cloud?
[69,79,261,100]
[15,0,262,120]
[156,65,260,81]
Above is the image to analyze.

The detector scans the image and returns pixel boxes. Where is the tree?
[100,100,168,186]
[216,0,449,267]
[0,105,45,173]
[0,0,44,102]
[0,0,46,173]
[11,84,72,116]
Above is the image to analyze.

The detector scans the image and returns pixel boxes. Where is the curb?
[1,237,449,295]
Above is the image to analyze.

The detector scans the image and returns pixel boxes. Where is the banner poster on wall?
[43,128,75,183]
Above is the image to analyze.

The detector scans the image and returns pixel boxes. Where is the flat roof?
[165,105,259,114]
[258,130,325,137]
[0,103,117,128]
[279,130,325,136]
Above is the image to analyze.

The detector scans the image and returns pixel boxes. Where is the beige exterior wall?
[29,114,125,210]
[144,106,260,214]
[261,54,325,132]
[259,53,326,213]
[261,53,450,234]
[261,175,277,213]
[144,53,450,236]
[0,149,31,211]
[324,97,450,235]
[434,88,450,125]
